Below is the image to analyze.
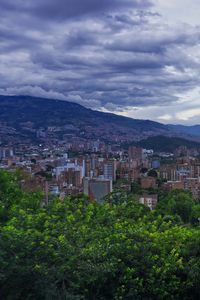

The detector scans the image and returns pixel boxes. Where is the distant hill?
[0,95,171,144]
[137,135,200,152]
[0,95,199,146]
[168,124,200,137]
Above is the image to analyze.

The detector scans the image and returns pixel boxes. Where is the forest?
[0,170,199,299]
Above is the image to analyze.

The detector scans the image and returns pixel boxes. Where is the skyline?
[0,0,200,125]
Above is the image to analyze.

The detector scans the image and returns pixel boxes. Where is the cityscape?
[0,0,200,299]
[1,134,200,208]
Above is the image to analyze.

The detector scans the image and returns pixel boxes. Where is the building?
[103,160,117,181]
[63,169,81,187]
[0,147,14,159]
[163,181,184,191]
[151,160,160,169]
[83,177,112,203]
[140,177,157,189]
[159,165,178,181]
[128,168,140,182]
[138,194,158,210]
[128,146,143,161]
[184,177,200,200]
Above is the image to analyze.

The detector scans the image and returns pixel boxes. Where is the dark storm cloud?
[0,0,200,118]
[0,27,42,54]
[0,0,152,20]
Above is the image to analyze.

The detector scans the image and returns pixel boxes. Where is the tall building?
[159,165,178,181]
[83,178,112,203]
[103,160,117,181]
[63,169,81,187]
[85,159,91,177]
[0,147,14,159]
[128,146,143,161]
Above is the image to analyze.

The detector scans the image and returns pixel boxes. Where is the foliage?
[35,170,53,180]
[147,169,158,178]
[131,181,141,194]
[156,190,195,223]
[190,204,200,225]
[137,135,200,152]
[0,171,199,299]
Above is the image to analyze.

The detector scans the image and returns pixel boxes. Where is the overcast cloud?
[0,0,200,124]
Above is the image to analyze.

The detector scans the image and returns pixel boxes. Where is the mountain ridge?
[168,124,200,137]
[0,95,198,145]
[0,94,166,127]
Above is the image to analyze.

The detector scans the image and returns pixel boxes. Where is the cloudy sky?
[0,0,200,125]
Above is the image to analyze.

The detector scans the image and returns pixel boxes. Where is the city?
[1,140,200,209]
[1,0,200,298]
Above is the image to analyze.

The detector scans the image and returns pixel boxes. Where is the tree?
[0,170,199,299]
[157,190,195,223]
[147,169,158,177]
[190,204,200,225]
[131,181,141,194]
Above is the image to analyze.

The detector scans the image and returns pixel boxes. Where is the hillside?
[169,124,200,137]
[0,95,170,144]
[137,135,200,152]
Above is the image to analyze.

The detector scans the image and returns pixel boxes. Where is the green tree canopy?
[0,171,199,299]
[157,189,195,223]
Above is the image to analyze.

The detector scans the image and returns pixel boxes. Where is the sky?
[0,0,200,125]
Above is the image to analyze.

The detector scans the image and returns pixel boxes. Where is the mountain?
[0,95,171,145]
[168,124,200,137]
[0,95,199,147]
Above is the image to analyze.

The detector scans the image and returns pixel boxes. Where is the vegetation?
[137,135,200,152]
[147,169,158,177]
[123,135,200,153]
[0,95,168,145]
[0,170,200,299]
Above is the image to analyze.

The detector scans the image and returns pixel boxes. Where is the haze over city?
[0,0,200,124]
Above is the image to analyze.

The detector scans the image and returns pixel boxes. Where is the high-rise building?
[0,147,14,159]
[63,169,81,187]
[128,146,143,161]
[103,160,117,181]
[83,177,112,203]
